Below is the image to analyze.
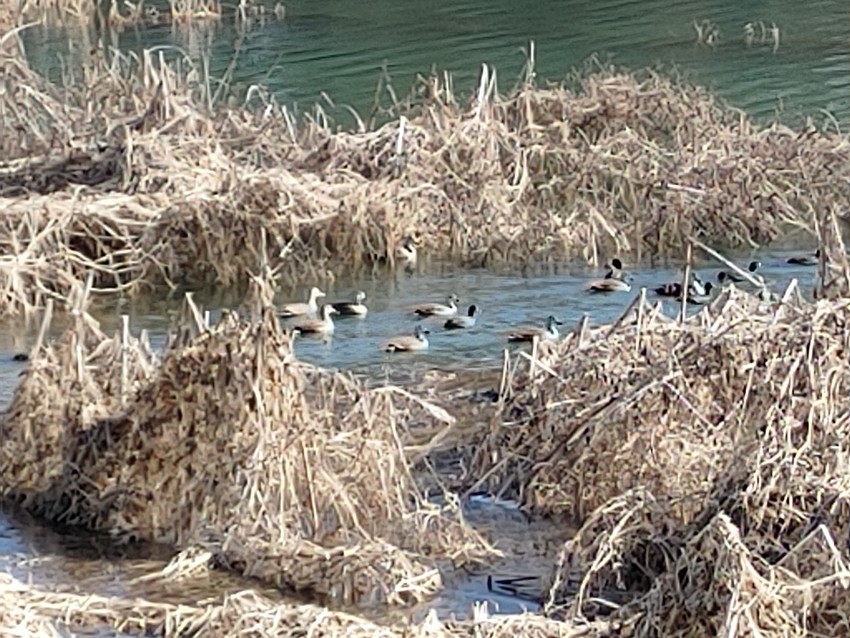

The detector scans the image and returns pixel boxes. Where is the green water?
[22,0,850,127]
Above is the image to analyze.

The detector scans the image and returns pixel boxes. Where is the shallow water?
[0,249,824,626]
[0,248,821,383]
[21,0,850,126]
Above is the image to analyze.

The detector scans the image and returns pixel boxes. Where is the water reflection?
[20,0,850,127]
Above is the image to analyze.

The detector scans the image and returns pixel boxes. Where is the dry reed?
[449,224,850,634]
[0,274,492,608]
[0,40,846,317]
[0,571,619,637]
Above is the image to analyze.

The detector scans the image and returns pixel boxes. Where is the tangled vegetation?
[0,35,845,317]
[3,13,850,637]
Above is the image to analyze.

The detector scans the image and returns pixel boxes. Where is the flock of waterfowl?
[276,245,822,355]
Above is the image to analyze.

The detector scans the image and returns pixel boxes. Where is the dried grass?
[0,571,617,638]
[0,274,492,608]
[1,41,847,316]
[454,226,850,635]
[1,0,282,29]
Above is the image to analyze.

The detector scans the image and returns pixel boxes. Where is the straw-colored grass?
[0,273,493,608]
[3,0,282,29]
[0,571,617,638]
[0,41,847,317]
[445,229,850,635]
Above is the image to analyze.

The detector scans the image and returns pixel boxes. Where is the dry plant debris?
[0,276,492,609]
[456,264,850,635]
[0,571,618,638]
[0,43,846,317]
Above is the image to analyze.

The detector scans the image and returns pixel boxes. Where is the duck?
[787,249,820,266]
[654,266,707,298]
[653,282,683,298]
[718,260,761,283]
[331,291,368,316]
[292,304,338,336]
[413,293,459,318]
[280,286,325,318]
[383,325,430,352]
[586,274,633,293]
[604,258,627,280]
[444,305,479,330]
[689,271,710,296]
[507,316,563,343]
[685,281,714,305]
[396,236,418,271]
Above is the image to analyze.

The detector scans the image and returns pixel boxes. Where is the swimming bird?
[279,286,325,318]
[604,258,627,280]
[331,291,368,316]
[507,316,563,343]
[396,236,418,271]
[685,281,714,305]
[586,274,633,293]
[292,304,338,335]
[690,271,711,296]
[413,293,459,318]
[444,304,479,330]
[383,325,430,352]
[653,282,683,298]
[787,249,820,266]
[718,260,761,283]
[655,266,707,298]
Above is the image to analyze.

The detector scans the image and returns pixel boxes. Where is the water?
[20,0,850,127]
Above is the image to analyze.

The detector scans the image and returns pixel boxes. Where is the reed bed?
[0,571,617,638]
[0,274,492,608]
[451,238,850,634]
[4,0,282,29]
[1,42,847,316]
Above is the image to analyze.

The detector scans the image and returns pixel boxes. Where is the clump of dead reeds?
[0,273,492,607]
[0,570,619,637]
[453,234,850,634]
[1,40,847,317]
[5,0,283,30]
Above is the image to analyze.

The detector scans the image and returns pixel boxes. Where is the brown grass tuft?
[0,571,615,637]
[0,276,492,607]
[453,229,850,634]
[0,43,847,316]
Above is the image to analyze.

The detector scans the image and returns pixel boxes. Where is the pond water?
[20,0,850,127]
[0,247,823,386]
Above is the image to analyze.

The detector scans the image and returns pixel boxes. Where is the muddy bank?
[0,42,846,316]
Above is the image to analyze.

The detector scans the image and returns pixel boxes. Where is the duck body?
[384,325,430,352]
[292,304,338,335]
[331,291,368,316]
[787,250,819,266]
[444,305,478,330]
[685,281,714,305]
[413,294,459,318]
[396,237,418,271]
[719,260,761,283]
[586,276,633,293]
[653,282,683,298]
[280,286,326,318]
[507,316,563,343]
[586,258,633,293]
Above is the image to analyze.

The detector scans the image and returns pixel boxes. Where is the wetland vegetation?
[2,3,850,637]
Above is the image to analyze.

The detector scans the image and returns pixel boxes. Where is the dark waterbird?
[444,304,479,330]
[718,260,761,283]
[787,249,820,266]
